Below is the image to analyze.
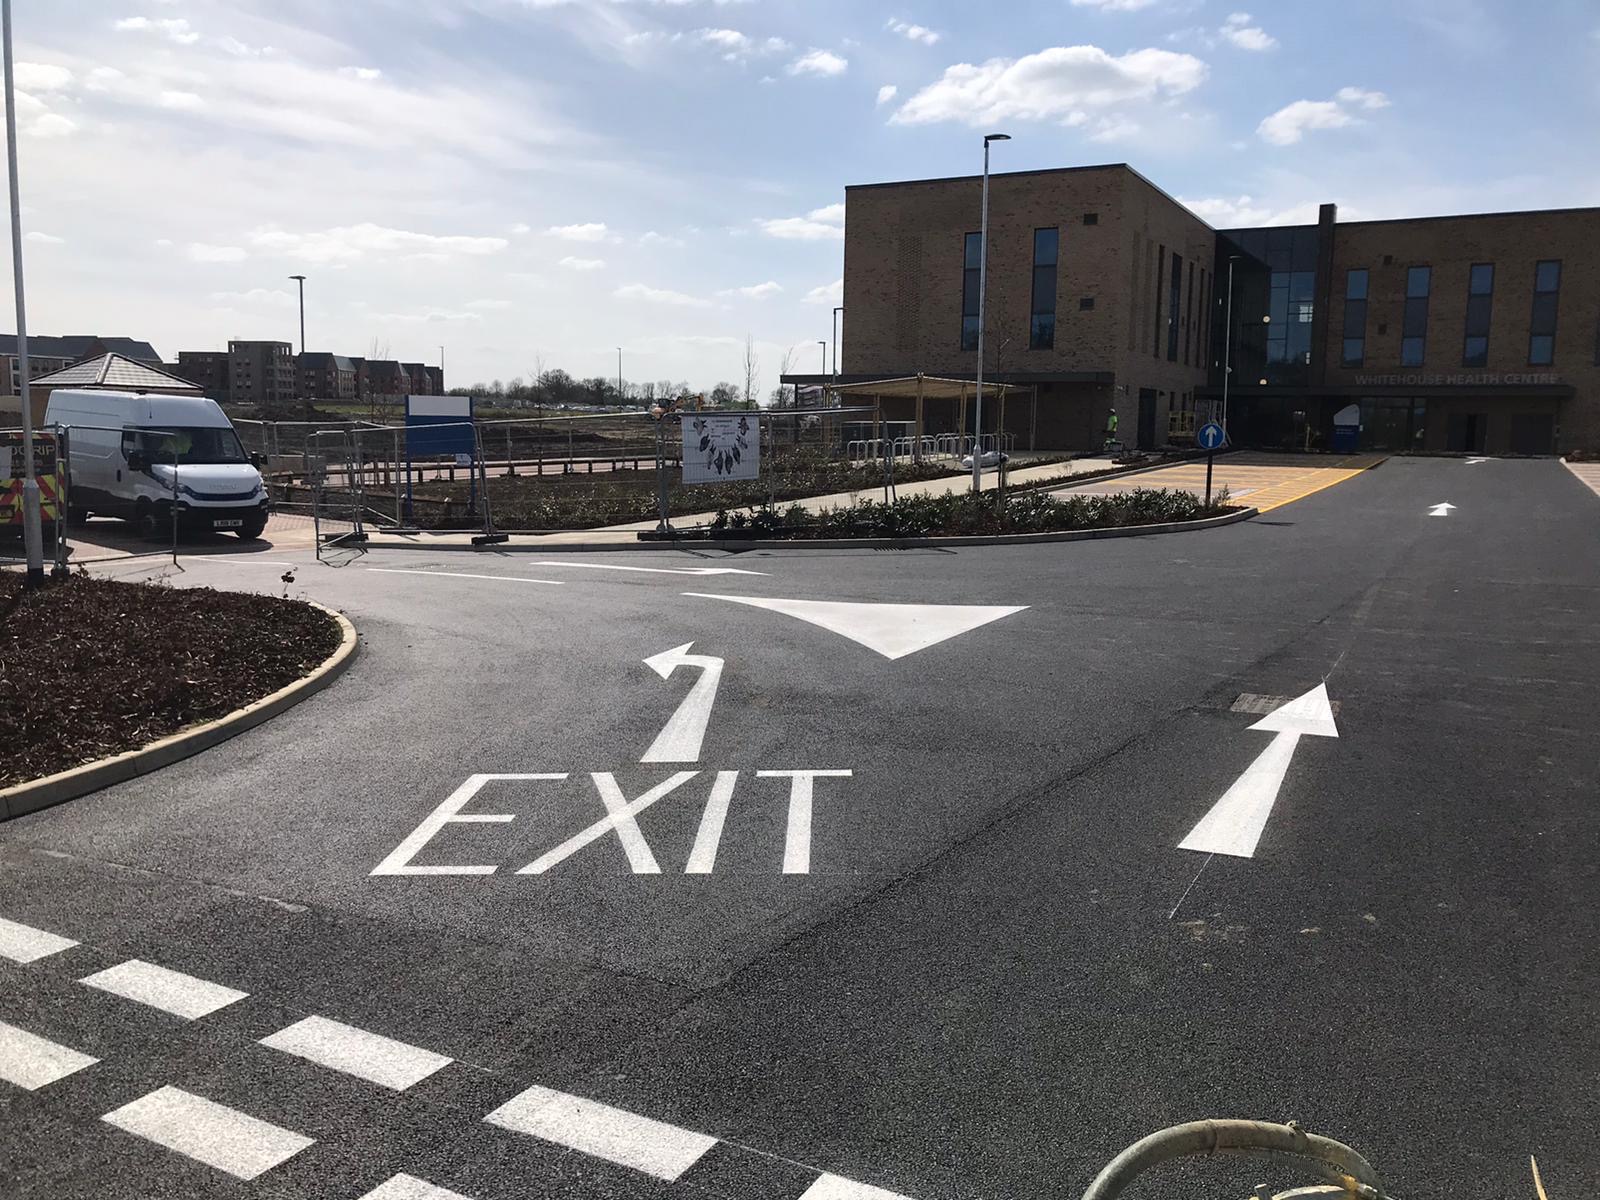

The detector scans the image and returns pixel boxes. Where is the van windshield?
[127,427,248,465]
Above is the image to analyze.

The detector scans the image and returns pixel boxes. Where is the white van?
[43,390,271,540]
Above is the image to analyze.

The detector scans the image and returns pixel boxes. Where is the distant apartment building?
[298,353,358,400]
[363,360,410,400]
[0,334,163,396]
[228,340,296,407]
[402,362,433,395]
[175,350,231,402]
[425,366,444,394]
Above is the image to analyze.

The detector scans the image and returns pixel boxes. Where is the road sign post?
[1196,420,1226,506]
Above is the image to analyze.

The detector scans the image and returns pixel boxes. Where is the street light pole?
[3,0,42,585]
[1220,255,1238,433]
[972,132,1010,495]
[288,275,306,353]
[831,305,843,380]
[817,340,826,403]
[617,346,623,405]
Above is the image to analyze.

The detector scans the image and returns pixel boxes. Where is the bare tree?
[770,346,795,408]
[742,334,761,410]
[530,353,545,409]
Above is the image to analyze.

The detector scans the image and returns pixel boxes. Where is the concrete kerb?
[0,603,359,821]
[356,506,1259,554]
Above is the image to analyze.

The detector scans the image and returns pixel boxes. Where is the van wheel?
[136,503,166,543]
[236,522,266,541]
[67,504,89,526]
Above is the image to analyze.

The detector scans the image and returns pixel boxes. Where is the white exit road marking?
[364,568,564,585]
[102,1086,314,1180]
[1428,502,1456,516]
[801,1174,918,1200]
[0,916,78,963]
[484,1084,717,1181]
[529,561,767,576]
[759,769,853,874]
[0,1021,99,1090]
[259,1015,453,1091]
[683,593,1027,660]
[517,772,699,875]
[79,959,249,1020]
[1178,683,1339,859]
[359,1175,475,1200]
[641,642,725,763]
[370,774,565,876]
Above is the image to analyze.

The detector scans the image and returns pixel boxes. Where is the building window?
[1401,265,1430,366]
[1082,213,1098,226]
[1529,259,1560,365]
[1462,262,1493,367]
[1268,269,1316,366]
[1184,261,1195,365]
[1079,297,1095,310]
[960,232,981,351]
[1153,244,1165,358]
[1029,227,1058,350]
[1342,267,1369,367]
[1166,251,1182,362]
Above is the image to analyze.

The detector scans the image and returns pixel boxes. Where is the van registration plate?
[212,519,243,529]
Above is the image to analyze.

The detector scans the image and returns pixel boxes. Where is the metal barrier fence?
[37,422,183,569]
[845,431,1014,465]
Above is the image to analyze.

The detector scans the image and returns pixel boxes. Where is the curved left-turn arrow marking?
[641,642,725,763]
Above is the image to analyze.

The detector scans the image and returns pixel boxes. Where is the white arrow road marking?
[1428,502,1456,517]
[641,642,725,763]
[1178,683,1339,859]
[364,568,565,585]
[1465,457,1489,465]
[683,593,1027,660]
[528,561,767,576]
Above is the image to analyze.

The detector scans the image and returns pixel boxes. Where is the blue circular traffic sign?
[1197,421,1227,451]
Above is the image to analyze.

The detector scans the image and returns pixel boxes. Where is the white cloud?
[697,27,750,55]
[25,232,64,245]
[891,46,1207,127]
[159,90,204,110]
[1177,195,1325,227]
[1068,0,1158,9]
[1258,88,1390,145]
[1089,115,1139,143]
[640,230,685,246]
[367,309,482,323]
[26,113,77,138]
[113,16,200,45]
[876,84,898,106]
[511,222,532,234]
[210,287,296,307]
[187,243,248,263]
[614,283,710,308]
[1220,13,1277,52]
[788,49,848,77]
[546,221,611,242]
[886,20,941,46]
[717,280,782,299]
[247,223,509,264]
[759,202,844,240]
[338,66,383,81]
[804,278,843,305]
[558,255,606,270]
[15,63,72,91]
[467,298,513,309]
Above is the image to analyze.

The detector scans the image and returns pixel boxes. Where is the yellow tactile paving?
[1058,452,1387,513]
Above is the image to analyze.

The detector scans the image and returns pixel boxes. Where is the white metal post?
[972,133,1009,493]
[1221,255,1237,433]
[3,0,41,585]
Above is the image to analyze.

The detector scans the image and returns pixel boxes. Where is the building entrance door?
[1509,413,1554,455]
[1137,389,1157,450]
[1446,411,1486,453]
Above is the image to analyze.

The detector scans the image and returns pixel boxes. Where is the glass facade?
[1030,228,1058,350]
[1213,225,1319,387]
[1342,267,1368,367]
[960,232,981,351]
[1153,244,1165,357]
[1462,263,1493,367]
[1402,266,1431,366]
[1167,251,1182,362]
[1529,259,1560,365]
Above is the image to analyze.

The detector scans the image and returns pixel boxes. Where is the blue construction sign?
[1197,421,1227,451]
[406,395,476,457]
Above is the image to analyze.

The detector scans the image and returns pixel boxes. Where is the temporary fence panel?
[39,422,184,568]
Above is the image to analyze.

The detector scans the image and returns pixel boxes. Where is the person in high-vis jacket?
[1104,407,1119,449]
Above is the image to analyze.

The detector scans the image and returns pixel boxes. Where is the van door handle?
[116,469,121,482]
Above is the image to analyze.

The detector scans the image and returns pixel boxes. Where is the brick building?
[175,350,230,402]
[363,360,410,401]
[298,353,357,401]
[227,340,295,407]
[793,162,1598,454]
[402,362,433,395]
[1,335,163,398]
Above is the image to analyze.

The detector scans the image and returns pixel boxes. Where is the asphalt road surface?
[3,455,1597,1199]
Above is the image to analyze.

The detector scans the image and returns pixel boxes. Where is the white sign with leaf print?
[682,413,759,484]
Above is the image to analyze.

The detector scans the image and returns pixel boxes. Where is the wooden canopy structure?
[823,374,1038,456]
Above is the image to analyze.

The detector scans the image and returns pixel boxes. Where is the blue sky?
[10,0,1600,393]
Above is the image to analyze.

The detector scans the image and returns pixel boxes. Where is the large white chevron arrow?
[1178,682,1339,859]
[640,642,725,763]
[1428,502,1456,516]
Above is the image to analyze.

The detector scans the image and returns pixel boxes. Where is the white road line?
[359,1174,475,1200]
[363,568,565,585]
[79,959,249,1020]
[517,771,698,875]
[528,561,767,577]
[101,1085,314,1181]
[685,771,739,874]
[0,1021,99,1090]
[183,559,297,567]
[259,1015,452,1091]
[483,1084,717,1181]
[800,1174,917,1200]
[0,916,78,963]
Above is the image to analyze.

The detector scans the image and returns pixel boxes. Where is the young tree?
[769,347,795,408]
[709,381,740,408]
[742,334,761,409]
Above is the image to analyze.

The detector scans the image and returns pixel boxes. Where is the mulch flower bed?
[0,573,342,789]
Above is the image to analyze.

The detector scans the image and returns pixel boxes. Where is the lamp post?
[288,275,306,353]
[817,340,826,403]
[617,346,623,405]
[3,0,42,585]
[831,305,843,380]
[1220,255,1239,433]
[972,132,1010,494]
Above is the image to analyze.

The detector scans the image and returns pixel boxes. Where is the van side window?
[121,431,140,457]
